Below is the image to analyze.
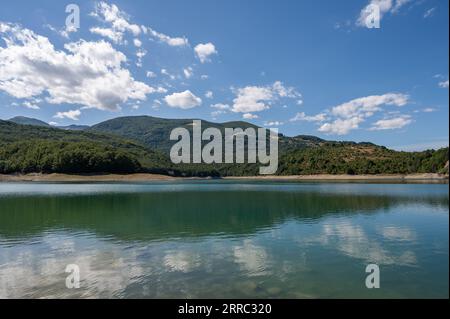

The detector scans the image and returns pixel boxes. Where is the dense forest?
[0,117,448,176]
[0,120,170,174]
[278,143,449,175]
[0,141,141,174]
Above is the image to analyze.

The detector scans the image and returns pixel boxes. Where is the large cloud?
[164,90,202,109]
[0,23,156,111]
[317,93,409,135]
[318,117,365,135]
[231,81,301,113]
[232,86,273,113]
[330,93,409,119]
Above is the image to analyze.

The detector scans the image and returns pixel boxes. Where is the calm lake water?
[0,181,448,299]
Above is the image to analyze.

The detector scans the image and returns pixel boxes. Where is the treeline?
[0,120,448,176]
[0,140,142,174]
[0,140,448,176]
[278,144,449,175]
[167,143,449,177]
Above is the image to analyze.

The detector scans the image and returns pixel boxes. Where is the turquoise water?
[0,181,448,298]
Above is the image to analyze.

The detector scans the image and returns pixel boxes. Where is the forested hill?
[88,116,449,175]
[88,115,326,153]
[8,116,50,127]
[0,120,170,174]
[89,115,262,153]
[0,117,448,176]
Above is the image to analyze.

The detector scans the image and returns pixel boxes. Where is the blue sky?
[0,0,448,150]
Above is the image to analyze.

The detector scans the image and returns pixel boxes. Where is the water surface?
[0,181,448,298]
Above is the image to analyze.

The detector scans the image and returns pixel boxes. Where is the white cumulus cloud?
[232,86,273,113]
[22,101,40,110]
[330,93,409,119]
[90,27,123,43]
[272,81,302,99]
[183,67,193,79]
[318,117,365,135]
[205,91,213,99]
[194,43,217,63]
[54,109,81,121]
[90,2,141,43]
[243,113,258,119]
[290,112,327,122]
[370,115,413,130]
[164,90,202,109]
[317,93,409,135]
[133,38,142,47]
[91,3,189,49]
[231,81,301,114]
[0,23,155,111]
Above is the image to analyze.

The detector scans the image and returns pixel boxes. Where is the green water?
[0,181,448,298]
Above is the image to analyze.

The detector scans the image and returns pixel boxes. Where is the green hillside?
[88,115,448,176]
[89,116,325,154]
[279,142,449,175]
[8,116,50,127]
[0,120,170,174]
[0,116,448,177]
[89,116,261,153]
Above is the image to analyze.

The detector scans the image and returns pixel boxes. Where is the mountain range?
[9,116,90,131]
[1,116,448,176]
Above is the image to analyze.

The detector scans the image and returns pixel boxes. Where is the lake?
[0,181,448,298]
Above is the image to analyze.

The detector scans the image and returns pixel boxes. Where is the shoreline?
[0,173,448,183]
[225,173,449,182]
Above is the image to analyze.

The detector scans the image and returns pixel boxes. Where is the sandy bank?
[0,173,177,182]
[0,173,447,183]
[224,173,448,182]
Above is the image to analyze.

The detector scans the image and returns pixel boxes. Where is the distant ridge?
[58,124,90,131]
[7,116,89,131]
[8,116,50,127]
